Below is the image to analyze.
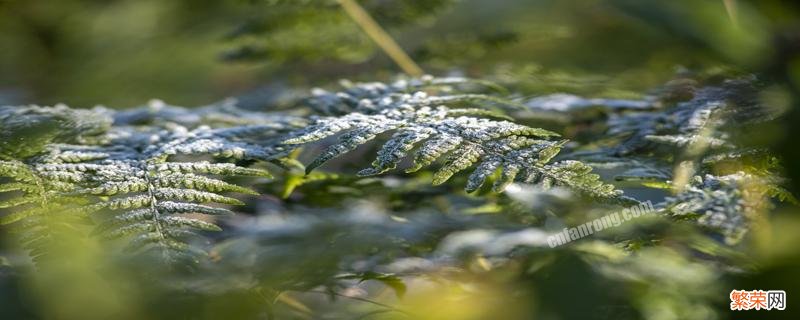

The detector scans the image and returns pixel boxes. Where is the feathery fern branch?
[283,80,627,201]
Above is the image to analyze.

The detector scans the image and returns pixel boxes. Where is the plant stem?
[723,0,738,26]
[337,0,424,77]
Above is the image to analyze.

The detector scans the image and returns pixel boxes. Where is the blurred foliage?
[2,0,800,320]
[2,0,797,107]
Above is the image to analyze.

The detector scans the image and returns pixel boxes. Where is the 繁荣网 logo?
[730,290,786,311]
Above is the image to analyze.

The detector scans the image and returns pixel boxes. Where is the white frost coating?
[285,79,625,200]
[526,93,654,112]
[663,173,778,244]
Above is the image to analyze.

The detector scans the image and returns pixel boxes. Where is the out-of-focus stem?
[337,0,424,77]
[723,0,738,26]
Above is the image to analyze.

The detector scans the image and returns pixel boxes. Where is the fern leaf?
[0,105,113,264]
[283,78,625,201]
[71,123,274,262]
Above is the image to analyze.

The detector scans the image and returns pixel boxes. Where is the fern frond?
[286,108,559,191]
[112,99,308,128]
[600,78,768,156]
[74,124,274,262]
[152,161,272,178]
[0,105,113,263]
[1,105,111,158]
[305,77,517,116]
[0,103,282,264]
[662,172,791,244]
[283,79,626,201]
[0,158,92,263]
[532,160,627,200]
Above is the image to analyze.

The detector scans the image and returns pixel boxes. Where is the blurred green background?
[2,0,797,107]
